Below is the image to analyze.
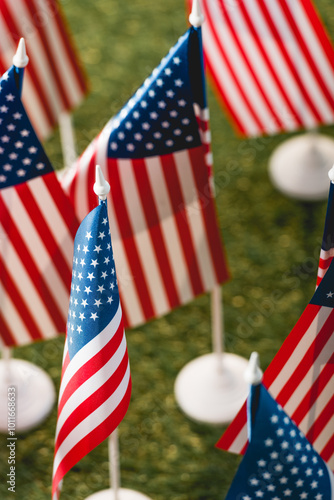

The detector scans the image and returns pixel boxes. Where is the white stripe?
[28,177,74,268]
[6,0,62,119]
[95,121,146,326]
[287,0,334,112]
[206,0,280,133]
[243,0,317,129]
[228,3,298,132]
[228,422,248,454]
[59,304,123,401]
[145,156,193,304]
[0,222,58,340]
[56,335,127,436]
[326,463,334,494]
[264,0,332,123]
[37,0,82,107]
[313,414,334,459]
[174,150,217,291]
[0,280,32,345]
[1,184,70,318]
[319,248,334,261]
[202,2,261,135]
[53,363,130,475]
[298,374,334,436]
[117,159,169,317]
[269,306,332,397]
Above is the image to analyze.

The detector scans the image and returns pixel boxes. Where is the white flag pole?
[174,0,249,425]
[58,111,77,169]
[84,166,152,500]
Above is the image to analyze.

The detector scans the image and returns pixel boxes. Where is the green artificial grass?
[1,0,334,498]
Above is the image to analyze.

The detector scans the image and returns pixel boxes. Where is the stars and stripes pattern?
[225,383,334,500]
[0,0,88,139]
[52,199,131,500]
[61,26,230,330]
[0,64,79,346]
[191,0,334,136]
[217,256,334,471]
[317,181,334,287]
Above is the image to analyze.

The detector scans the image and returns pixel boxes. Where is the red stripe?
[255,0,322,124]
[50,0,89,95]
[132,158,180,309]
[162,152,204,296]
[0,305,17,346]
[216,402,247,450]
[107,158,155,320]
[238,1,303,129]
[263,303,321,387]
[303,0,334,71]
[320,433,334,463]
[56,350,129,452]
[52,380,131,498]
[1,1,55,125]
[58,318,125,415]
[0,190,66,335]
[203,0,264,134]
[188,148,230,284]
[18,180,72,289]
[25,0,70,110]
[281,0,334,112]
[221,1,284,132]
[0,262,43,342]
[274,309,334,406]
[305,392,334,444]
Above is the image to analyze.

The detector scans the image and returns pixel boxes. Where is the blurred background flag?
[189,0,334,136]
[225,359,334,499]
[52,175,131,500]
[317,168,334,286]
[0,0,89,141]
[0,55,79,347]
[217,253,334,470]
[61,26,230,329]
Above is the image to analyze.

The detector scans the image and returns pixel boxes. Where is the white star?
[97,285,105,293]
[90,312,98,321]
[110,142,118,151]
[102,218,108,225]
[326,291,334,298]
[250,478,259,486]
[186,135,193,142]
[164,67,172,76]
[270,451,279,459]
[173,57,181,65]
[296,479,304,487]
[291,467,299,475]
[118,132,125,140]
[14,141,24,148]
[262,472,271,480]
[264,438,273,447]
[150,111,158,119]
[317,469,324,477]
[283,489,292,496]
[13,112,22,119]
[142,122,150,130]
[75,285,80,293]
[255,490,264,497]
[86,231,92,240]
[300,493,308,500]
[16,169,26,177]
[0,175,7,182]
[0,105,8,113]
[154,132,162,139]
[158,100,166,109]
[7,123,15,131]
[146,143,154,150]
[98,231,105,239]
[28,146,37,154]
[134,133,143,141]
[166,90,175,98]
[281,441,289,449]
[267,485,275,492]
[104,256,110,264]
[315,494,323,500]
[94,299,102,307]
[36,163,45,170]
[178,100,187,107]
[78,272,83,280]
[133,110,140,118]
[80,258,86,266]
[94,245,102,253]
[91,259,99,268]
[257,460,266,467]
[161,121,170,128]
[1,135,10,143]
[305,468,312,476]
[9,152,18,159]
[81,299,88,307]
[101,271,108,279]
[310,481,318,489]
[5,93,15,101]
[79,313,85,321]
[274,464,283,472]
[148,89,155,98]
[140,101,147,108]
[166,140,174,147]
[77,325,82,334]
[22,158,32,166]
[20,129,30,137]
[271,415,279,423]
[126,143,135,151]
[156,78,164,87]
[300,455,308,463]
[3,164,12,171]
[84,286,92,295]
[107,296,113,304]
[279,477,288,484]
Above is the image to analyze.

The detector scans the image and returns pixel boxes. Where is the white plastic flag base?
[85,488,153,500]
[0,358,55,433]
[269,133,334,201]
[174,352,249,425]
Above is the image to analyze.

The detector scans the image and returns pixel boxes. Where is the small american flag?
[190,0,334,136]
[0,0,88,139]
[217,255,334,471]
[225,383,334,499]
[61,26,230,329]
[52,198,131,500]
[317,180,334,287]
[0,64,79,346]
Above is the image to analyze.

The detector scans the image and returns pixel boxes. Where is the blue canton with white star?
[67,200,120,359]
[0,66,53,190]
[225,384,333,500]
[311,253,334,308]
[107,28,203,159]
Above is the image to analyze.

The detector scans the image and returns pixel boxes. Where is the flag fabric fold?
[0,0,89,139]
[217,252,334,471]
[0,64,79,346]
[61,26,230,330]
[191,0,334,137]
[225,382,334,499]
[52,198,131,500]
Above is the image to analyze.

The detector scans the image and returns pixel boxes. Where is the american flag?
[317,180,334,287]
[61,26,230,329]
[52,198,131,500]
[217,255,334,471]
[225,382,334,499]
[0,0,88,139]
[0,64,79,346]
[189,0,334,136]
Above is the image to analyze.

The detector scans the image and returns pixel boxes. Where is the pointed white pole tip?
[189,0,204,27]
[328,165,334,183]
[94,165,110,200]
[12,38,29,68]
[244,352,263,386]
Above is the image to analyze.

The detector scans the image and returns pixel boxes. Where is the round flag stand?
[269,133,334,201]
[174,286,249,424]
[0,354,55,433]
